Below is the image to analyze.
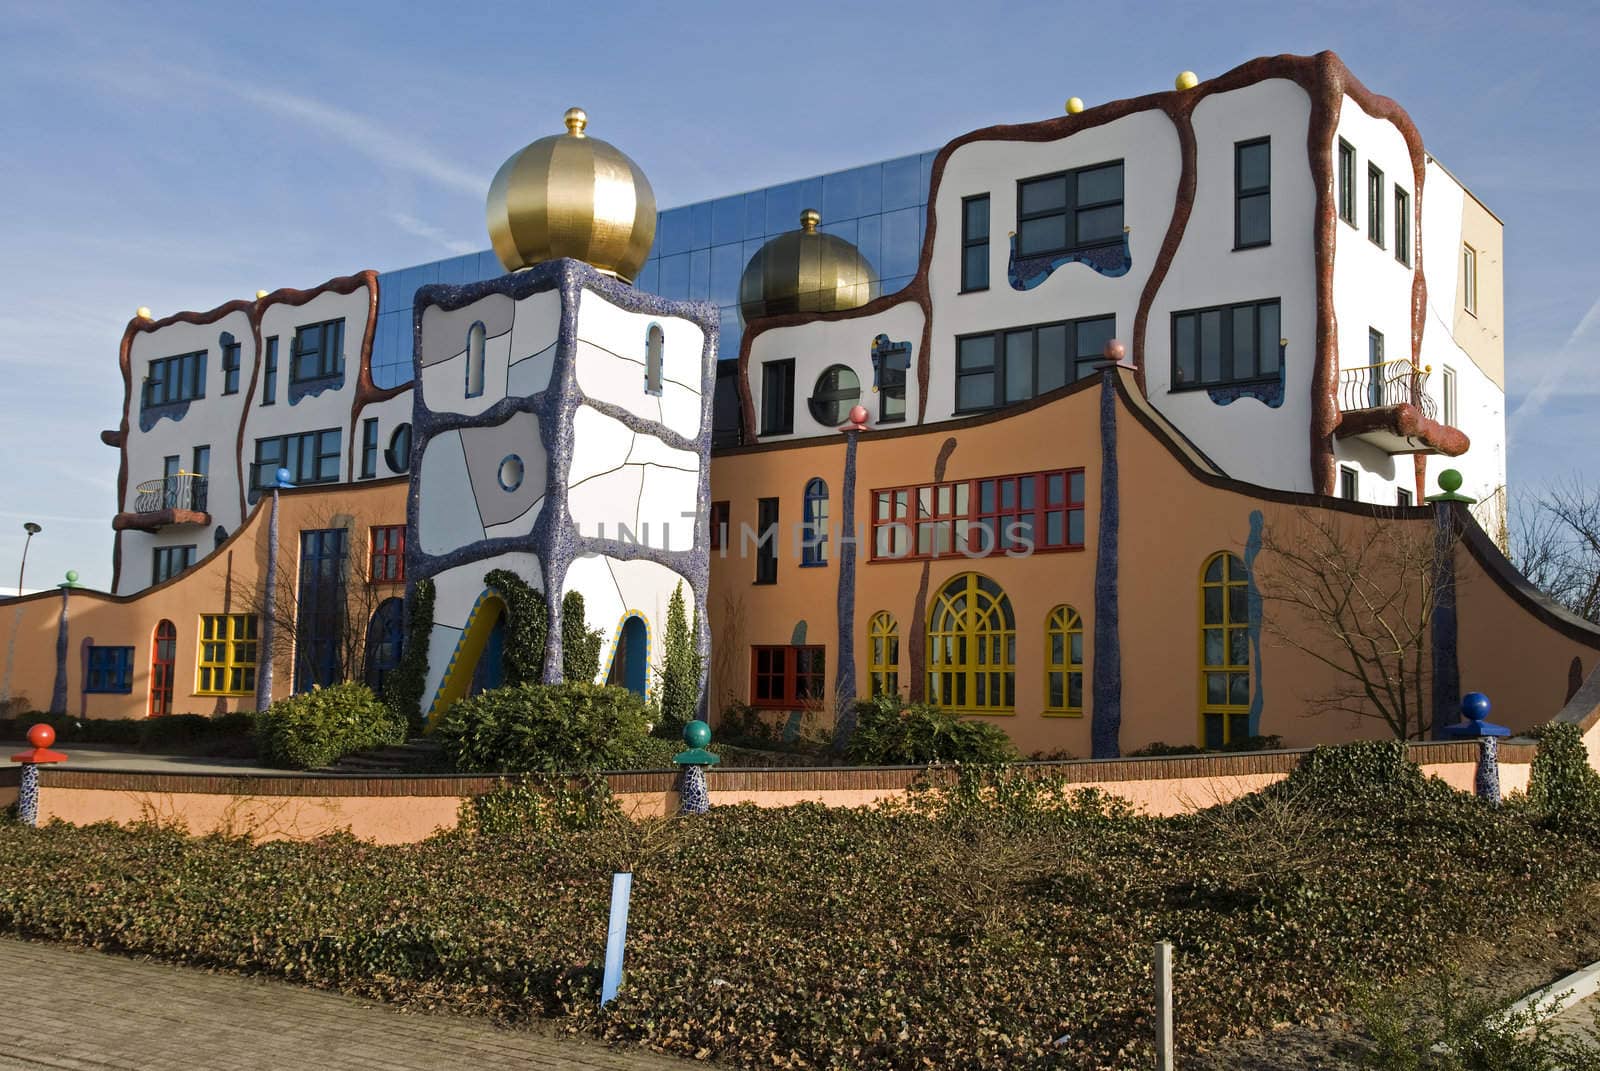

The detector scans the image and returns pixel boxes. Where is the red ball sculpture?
[1102,338,1127,363]
[848,404,869,425]
[26,724,55,749]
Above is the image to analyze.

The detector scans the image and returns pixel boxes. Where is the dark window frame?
[750,644,826,710]
[191,444,210,513]
[870,467,1086,563]
[807,364,862,427]
[261,336,278,405]
[1337,139,1357,226]
[143,350,207,408]
[1015,159,1125,259]
[802,477,829,568]
[220,333,242,395]
[152,544,196,584]
[760,359,795,436]
[754,497,779,584]
[954,314,1115,414]
[84,645,135,694]
[1367,163,1385,247]
[1340,466,1359,501]
[960,193,990,292]
[249,427,341,501]
[1169,299,1283,391]
[709,500,730,552]
[1233,137,1271,250]
[1397,488,1413,507]
[289,318,345,385]
[385,423,412,475]
[360,418,379,479]
[1393,186,1411,266]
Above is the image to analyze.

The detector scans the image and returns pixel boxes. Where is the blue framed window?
[221,332,242,394]
[85,646,135,694]
[261,336,278,405]
[249,428,341,501]
[360,418,379,479]
[295,528,349,691]
[364,598,405,691]
[290,319,344,384]
[802,478,829,567]
[143,350,207,407]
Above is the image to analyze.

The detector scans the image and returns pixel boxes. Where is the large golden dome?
[485,108,656,282]
[739,209,879,322]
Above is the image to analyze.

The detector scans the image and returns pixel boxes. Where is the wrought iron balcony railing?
[133,472,209,515]
[1338,359,1438,421]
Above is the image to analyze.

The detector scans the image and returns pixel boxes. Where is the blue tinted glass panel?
[710,243,744,307]
[820,218,858,245]
[634,260,659,294]
[882,207,920,278]
[691,202,713,248]
[721,314,741,360]
[712,195,744,245]
[920,152,938,200]
[800,176,824,214]
[823,169,859,221]
[476,250,502,279]
[657,207,691,256]
[856,215,882,275]
[744,190,767,239]
[690,248,711,301]
[883,155,921,211]
[658,253,690,300]
[766,181,802,234]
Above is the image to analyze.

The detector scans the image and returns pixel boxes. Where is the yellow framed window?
[1044,605,1084,716]
[197,613,259,696]
[868,611,899,697]
[927,573,1015,714]
[1200,552,1250,747]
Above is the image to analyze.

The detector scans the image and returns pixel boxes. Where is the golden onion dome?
[739,209,879,322]
[485,107,657,282]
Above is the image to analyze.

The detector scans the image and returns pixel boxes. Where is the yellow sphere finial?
[255,289,269,300]
[1065,96,1085,115]
[1175,70,1199,91]
[136,307,152,320]
[800,208,821,233]
[564,107,588,137]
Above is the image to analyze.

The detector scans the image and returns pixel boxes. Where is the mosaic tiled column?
[673,720,720,815]
[10,724,67,826]
[1443,692,1508,806]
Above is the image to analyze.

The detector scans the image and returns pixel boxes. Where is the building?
[0,51,1577,758]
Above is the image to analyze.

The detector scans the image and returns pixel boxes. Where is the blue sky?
[2,0,1597,590]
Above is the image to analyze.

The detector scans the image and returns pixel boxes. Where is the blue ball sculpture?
[1461,692,1492,723]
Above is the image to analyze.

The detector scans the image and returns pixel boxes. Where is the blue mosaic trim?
[1244,510,1266,738]
[287,370,345,405]
[49,588,68,715]
[138,399,191,433]
[17,763,38,826]
[1008,233,1131,291]
[1430,503,1461,738]
[1207,361,1286,409]
[407,259,718,722]
[830,430,861,752]
[255,489,279,711]
[1090,368,1122,758]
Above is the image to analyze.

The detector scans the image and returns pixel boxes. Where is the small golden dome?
[1065,96,1085,115]
[485,107,657,282]
[739,209,879,322]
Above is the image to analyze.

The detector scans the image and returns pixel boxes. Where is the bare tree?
[1254,508,1451,740]
[1509,478,1600,625]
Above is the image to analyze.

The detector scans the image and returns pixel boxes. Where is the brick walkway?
[0,937,697,1070]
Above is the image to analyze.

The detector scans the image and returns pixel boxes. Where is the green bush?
[656,583,700,735]
[1126,734,1283,757]
[561,591,604,683]
[435,682,651,773]
[254,683,405,770]
[1278,739,1449,806]
[382,578,434,730]
[846,693,1018,765]
[1527,720,1600,823]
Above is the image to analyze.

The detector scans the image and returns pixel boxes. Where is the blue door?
[606,616,648,697]
[469,613,507,696]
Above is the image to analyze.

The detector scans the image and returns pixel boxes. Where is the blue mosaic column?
[1443,691,1508,806]
[256,474,289,711]
[1091,359,1125,758]
[1426,470,1474,739]
[49,572,80,716]
[831,408,866,754]
[672,719,720,815]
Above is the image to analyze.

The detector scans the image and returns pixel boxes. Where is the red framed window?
[750,645,826,709]
[369,525,405,583]
[710,501,730,551]
[870,468,1085,561]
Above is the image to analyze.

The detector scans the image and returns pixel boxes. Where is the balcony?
[112,472,211,532]
[1335,360,1469,457]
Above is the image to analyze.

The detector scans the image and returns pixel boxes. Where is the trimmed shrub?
[383,578,434,730]
[561,591,604,683]
[255,683,405,770]
[657,583,700,735]
[484,568,548,686]
[436,682,651,773]
[847,693,1018,765]
[1127,734,1283,757]
[139,712,257,756]
[1278,738,1444,806]
[1528,720,1600,822]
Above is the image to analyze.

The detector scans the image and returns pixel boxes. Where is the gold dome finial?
[485,107,657,281]
[800,208,821,233]
[1066,96,1085,114]
[740,210,878,323]
[255,289,269,300]
[136,307,152,320]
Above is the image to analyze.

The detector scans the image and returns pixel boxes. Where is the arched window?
[149,619,176,717]
[645,324,664,395]
[364,598,405,691]
[927,573,1015,713]
[802,477,829,566]
[1200,552,1251,747]
[1045,605,1084,716]
[868,611,899,697]
[465,321,486,398]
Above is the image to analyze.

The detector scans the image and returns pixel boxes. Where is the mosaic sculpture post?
[11,723,67,826]
[1443,691,1509,805]
[673,719,719,815]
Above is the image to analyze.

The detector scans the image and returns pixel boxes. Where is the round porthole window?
[498,453,524,492]
[385,423,413,474]
[807,364,861,426]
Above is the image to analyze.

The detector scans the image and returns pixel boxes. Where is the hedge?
[0,713,256,755]
[254,683,405,770]
[435,682,652,773]
[846,694,1018,765]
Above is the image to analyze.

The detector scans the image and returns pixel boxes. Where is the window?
[466,321,487,398]
[961,194,990,291]
[143,350,206,408]
[644,324,663,395]
[1234,138,1270,248]
[1394,187,1411,266]
[1337,139,1357,225]
[296,528,349,691]
[871,335,910,424]
[1462,245,1477,315]
[250,428,340,499]
[197,613,258,696]
[370,525,405,583]
[386,423,412,474]
[709,500,730,552]
[365,598,405,692]
[152,545,195,584]
[1045,605,1084,716]
[1016,160,1124,258]
[1367,164,1385,247]
[1340,465,1359,501]
[85,646,134,694]
[955,315,1115,411]
[1367,328,1385,407]
[261,336,278,405]
[760,359,795,435]
[360,418,379,479]
[802,478,829,567]
[751,645,825,709]
[927,573,1015,714]
[220,332,241,395]
[1442,365,1458,426]
[1171,299,1281,389]
[868,611,899,697]
[755,497,779,584]
[149,620,176,717]
[1200,553,1251,747]
[191,445,209,513]
[872,468,1085,561]
[807,365,861,426]
[290,318,344,383]
[1397,488,1413,507]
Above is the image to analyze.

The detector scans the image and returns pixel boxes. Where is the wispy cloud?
[389,212,480,255]
[1508,290,1600,434]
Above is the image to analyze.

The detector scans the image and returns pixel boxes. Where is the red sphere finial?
[848,404,869,425]
[26,724,55,749]
[1102,338,1127,363]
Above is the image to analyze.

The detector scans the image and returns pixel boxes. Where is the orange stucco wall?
[0,478,407,720]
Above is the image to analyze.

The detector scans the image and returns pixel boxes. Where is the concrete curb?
[1503,960,1600,1024]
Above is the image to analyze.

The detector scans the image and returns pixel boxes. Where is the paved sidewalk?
[0,937,697,1070]
[0,743,280,776]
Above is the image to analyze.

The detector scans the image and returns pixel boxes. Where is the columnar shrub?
[561,591,604,683]
[435,682,651,773]
[657,583,700,734]
[255,682,405,770]
[1528,720,1600,821]
[484,568,548,686]
[847,694,1018,765]
[383,577,434,729]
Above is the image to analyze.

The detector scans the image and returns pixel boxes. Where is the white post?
[600,872,633,1006]
[1155,940,1174,1070]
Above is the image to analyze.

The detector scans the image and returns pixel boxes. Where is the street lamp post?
[17,522,41,597]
